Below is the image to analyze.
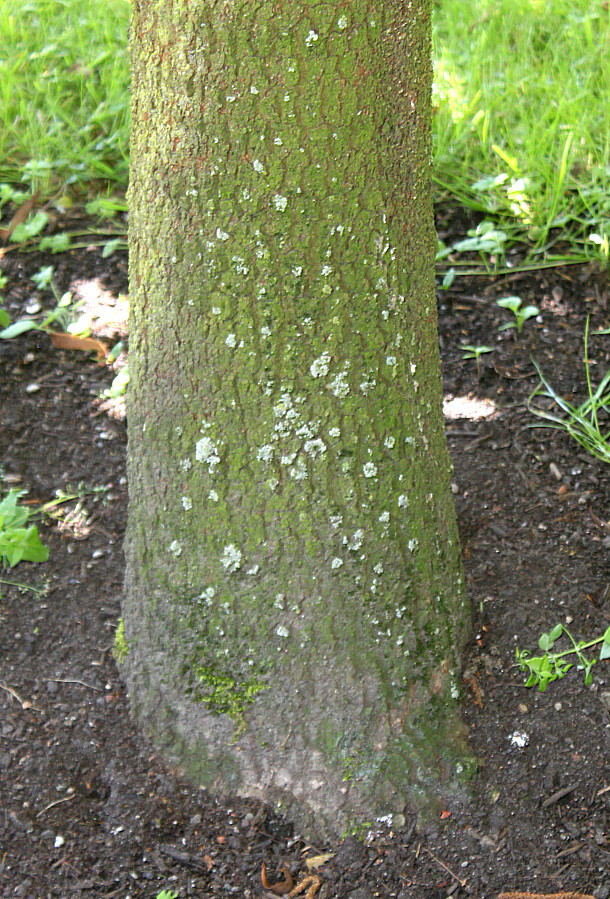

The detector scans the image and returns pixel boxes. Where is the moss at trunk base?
[191,665,268,736]
[125,0,473,839]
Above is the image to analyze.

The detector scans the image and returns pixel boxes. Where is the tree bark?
[124,0,472,838]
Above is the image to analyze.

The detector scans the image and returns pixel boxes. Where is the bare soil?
[1,210,609,899]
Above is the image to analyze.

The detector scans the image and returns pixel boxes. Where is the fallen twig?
[498,892,595,899]
[0,681,42,711]
[159,845,212,872]
[37,794,76,817]
[423,848,467,888]
[48,678,103,692]
[541,784,578,808]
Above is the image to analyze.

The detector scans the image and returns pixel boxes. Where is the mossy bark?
[124,0,473,839]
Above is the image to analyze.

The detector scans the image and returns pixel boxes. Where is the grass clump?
[433,0,610,262]
[529,319,610,464]
[1,0,609,266]
[0,0,130,193]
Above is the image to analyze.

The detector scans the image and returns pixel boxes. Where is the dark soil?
[1,213,609,899]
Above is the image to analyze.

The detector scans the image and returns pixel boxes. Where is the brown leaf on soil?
[261,862,294,895]
[48,330,109,365]
[0,194,39,242]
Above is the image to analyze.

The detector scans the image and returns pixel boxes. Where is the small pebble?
[25,383,41,394]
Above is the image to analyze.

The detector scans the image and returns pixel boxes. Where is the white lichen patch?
[276,625,290,638]
[181,496,192,511]
[398,494,408,508]
[330,514,343,529]
[379,511,390,523]
[331,557,344,569]
[168,540,182,557]
[180,458,192,472]
[260,325,272,338]
[386,355,397,366]
[329,371,350,398]
[196,436,220,470]
[292,266,303,278]
[225,333,237,348]
[216,228,229,241]
[232,256,249,274]
[328,427,341,438]
[273,195,288,211]
[373,563,384,575]
[253,159,264,173]
[274,594,285,609]
[305,29,319,46]
[221,544,242,572]
[384,435,396,449]
[320,264,332,276]
[337,15,348,28]
[359,377,376,395]
[290,460,308,480]
[408,539,418,552]
[257,444,274,463]
[310,352,331,378]
[209,490,219,502]
[362,462,378,478]
[303,438,326,458]
[348,529,365,551]
[295,420,319,440]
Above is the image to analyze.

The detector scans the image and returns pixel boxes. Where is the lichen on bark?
[124,0,473,839]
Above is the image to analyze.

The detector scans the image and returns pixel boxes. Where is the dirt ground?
[1,209,609,899]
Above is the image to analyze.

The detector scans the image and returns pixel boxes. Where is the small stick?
[541,784,577,808]
[37,794,76,817]
[0,681,25,704]
[498,892,595,899]
[0,681,41,710]
[48,678,103,692]
[423,848,467,888]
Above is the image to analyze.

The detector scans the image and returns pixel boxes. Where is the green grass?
[0,0,609,264]
[0,0,130,194]
[433,0,610,262]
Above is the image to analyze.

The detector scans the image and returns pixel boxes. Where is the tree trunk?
[124,0,472,839]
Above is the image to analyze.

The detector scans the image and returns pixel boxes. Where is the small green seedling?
[516,622,610,691]
[0,490,49,569]
[0,266,76,339]
[496,296,539,333]
[155,891,178,899]
[460,344,493,378]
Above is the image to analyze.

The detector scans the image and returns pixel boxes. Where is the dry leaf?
[48,331,108,365]
[305,853,334,871]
